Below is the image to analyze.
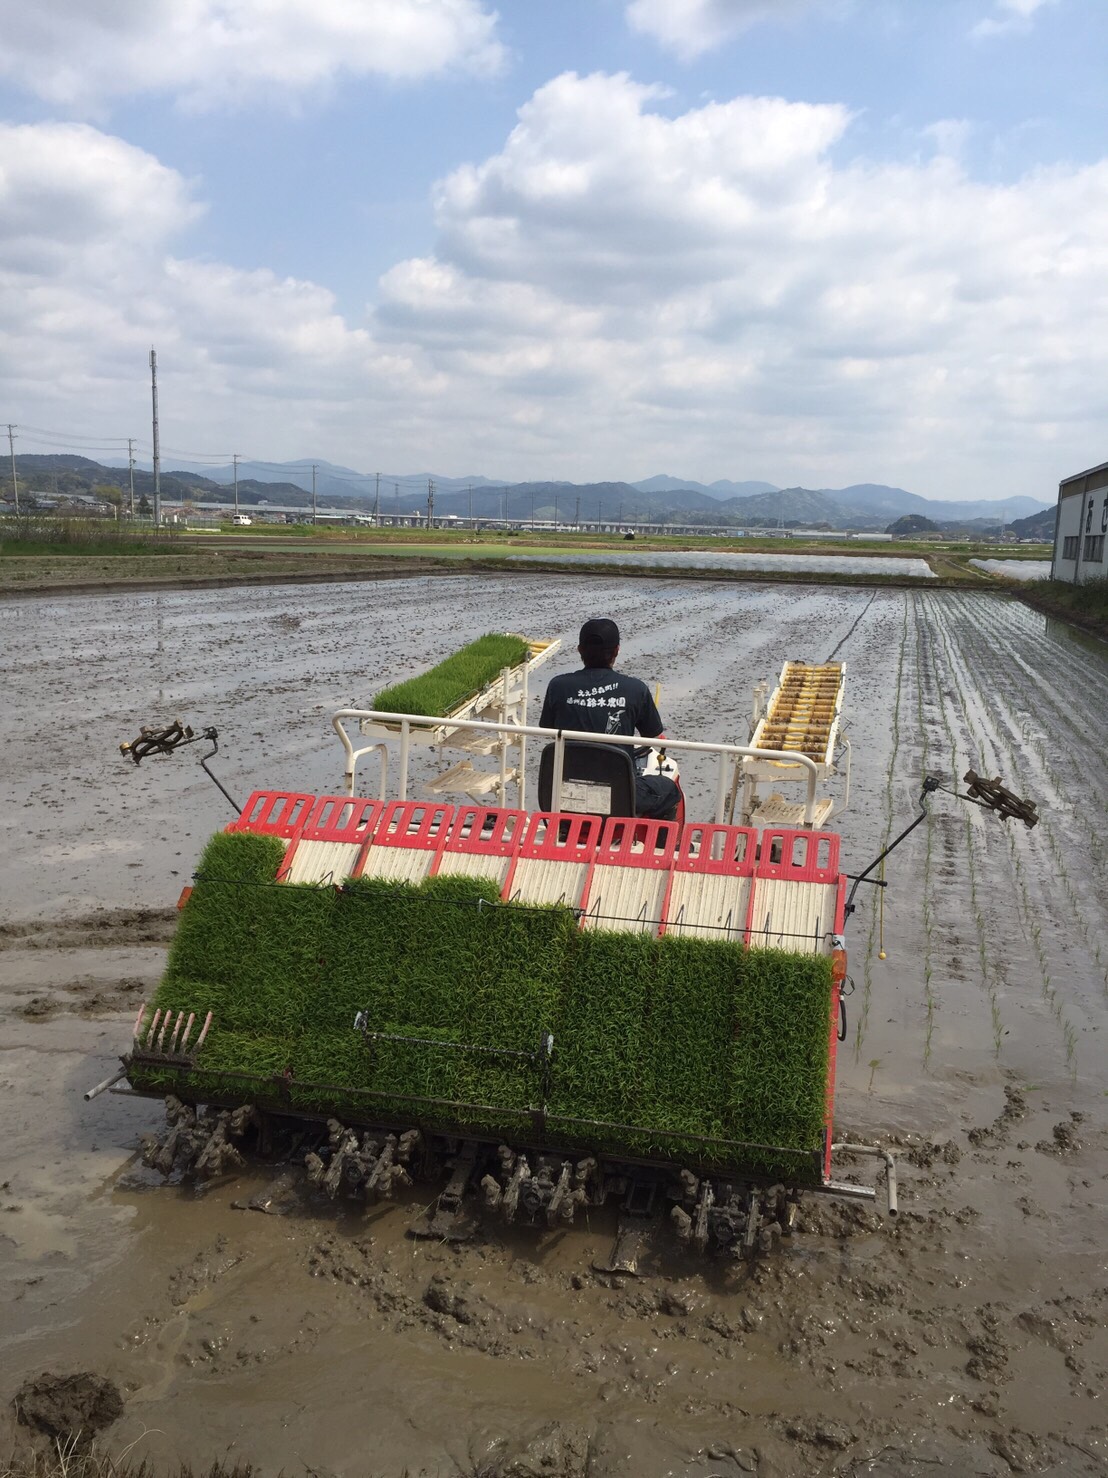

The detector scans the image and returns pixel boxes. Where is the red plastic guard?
[301,795,382,844]
[755,827,840,882]
[515,811,604,860]
[227,789,315,839]
[369,800,455,850]
[441,805,526,858]
[595,816,679,869]
[674,823,758,875]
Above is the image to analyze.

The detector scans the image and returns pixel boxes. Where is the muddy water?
[2,576,1107,1476]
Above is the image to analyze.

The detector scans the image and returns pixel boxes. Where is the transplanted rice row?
[137,833,834,1172]
[925,596,1011,1059]
[939,599,1086,1067]
[916,596,952,1065]
[857,593,910,1061]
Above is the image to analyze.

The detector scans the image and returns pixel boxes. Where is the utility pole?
[149,349,161,527]
[530,490,535,530]
[374,471,380,526]
[233,453,240,518]
[554,493,559,529]
[311,464,318,523]
[127,438,136,518]
[395,482,400,524]
[467,485,473,527]
[574,495,580,531]
[502,487,508,528]
[7,424,18,515]
[427,477,435,530]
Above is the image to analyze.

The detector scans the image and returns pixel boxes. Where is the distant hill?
[1008,506,1055,541]
[886,514,940,536]
[6,453,1055,532]
[828,483,1048,522]
[634,474,779,499]
[716,486,850,527]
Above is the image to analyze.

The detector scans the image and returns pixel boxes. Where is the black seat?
[537,740,636,818]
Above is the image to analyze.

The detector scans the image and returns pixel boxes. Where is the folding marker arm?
[119,718,240,815]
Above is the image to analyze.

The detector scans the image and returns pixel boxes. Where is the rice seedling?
[857,594,908,1061]
[727,948,833,1159]
[135,835,836,1177]
[160,832,333,1035]
[372,634,530,718]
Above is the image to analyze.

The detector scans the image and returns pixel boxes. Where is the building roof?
[1059,459,1108,497]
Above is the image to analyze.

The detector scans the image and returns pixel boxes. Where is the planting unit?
[105,638,899,1262]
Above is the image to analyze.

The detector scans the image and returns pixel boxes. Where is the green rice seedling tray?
[134,832,834,1177]
[373,633,530,719]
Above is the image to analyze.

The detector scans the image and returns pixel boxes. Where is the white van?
[231,513,253,527]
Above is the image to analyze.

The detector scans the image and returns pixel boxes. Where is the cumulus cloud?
[4,79,1107,497]
[0,122,403,451]
[972,0,1059,39]
[0,0,504,110]
[625,0,816,59]
[372,72,1108,493]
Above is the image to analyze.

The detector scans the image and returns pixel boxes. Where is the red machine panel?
[515,811,603,860]
[755,827,840,883]
[277,795,384,882]
[369,801,454,850]
[301,795,382,844]
[595,816,679,869]
[440,805,526,858]
[674,823,757,875]
[227,789,315,839]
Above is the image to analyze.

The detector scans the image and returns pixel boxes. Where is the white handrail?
[332,710,823,826]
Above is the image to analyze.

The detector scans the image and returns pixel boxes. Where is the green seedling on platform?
[373,633,530,718]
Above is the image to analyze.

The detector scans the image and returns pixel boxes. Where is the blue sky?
[1,0,1105,499]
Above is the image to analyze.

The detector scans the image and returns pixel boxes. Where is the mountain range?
[12,454,1051,532]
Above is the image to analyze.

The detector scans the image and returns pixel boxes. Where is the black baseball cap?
[579,617,620,648]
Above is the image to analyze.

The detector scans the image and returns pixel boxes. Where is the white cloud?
[625,0,816,59]
[3,80,1107,499]
[370,72,1108,494]
[0,123,401,450]
[972,0,1059,40]
[0,0,504,110]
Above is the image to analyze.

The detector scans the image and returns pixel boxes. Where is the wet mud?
[2,576,1107,1475]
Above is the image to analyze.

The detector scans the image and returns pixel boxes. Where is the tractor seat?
[537,740,636,819]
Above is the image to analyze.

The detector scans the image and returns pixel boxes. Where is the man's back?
[539,666,662,738]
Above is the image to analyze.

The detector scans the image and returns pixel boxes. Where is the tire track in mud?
[927,594,1093,1073]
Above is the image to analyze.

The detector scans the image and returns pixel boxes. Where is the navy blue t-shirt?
[539,665,664,738]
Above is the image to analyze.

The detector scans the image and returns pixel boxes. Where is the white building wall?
[1051,465,1108,584]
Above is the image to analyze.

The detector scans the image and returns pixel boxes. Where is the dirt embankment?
[0,550,452,597]
[1015,584,1108,643]
[2,547,999,599]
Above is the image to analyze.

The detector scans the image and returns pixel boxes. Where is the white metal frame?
[351,640,560,809]
[332,710,824,826]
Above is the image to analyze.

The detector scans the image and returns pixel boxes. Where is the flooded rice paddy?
[1,573,1106,1476]
[509,549,937,576]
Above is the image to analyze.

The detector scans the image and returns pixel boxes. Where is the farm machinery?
[98,636,1032,1261]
